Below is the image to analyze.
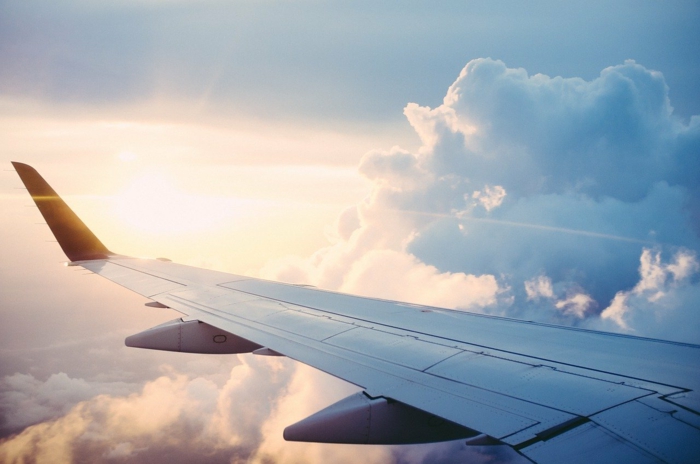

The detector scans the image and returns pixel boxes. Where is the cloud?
[406,59,695,201]
[524,275,553,300]
[0,360,527,464]
[554,292,596,318]
[0,357,297,464]
[471,185,507,212]
[265,58,700,344]
[339,250,500,310]
[599,248,699,332]
[0,372,133,435]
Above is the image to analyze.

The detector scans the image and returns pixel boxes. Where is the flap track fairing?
[126,318,262,354]
[283,391,478,445]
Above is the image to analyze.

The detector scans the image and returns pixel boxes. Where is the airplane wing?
[12,162,700,463]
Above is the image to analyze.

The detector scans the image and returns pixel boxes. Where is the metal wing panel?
[168,287,262,306]
[108,258,252,286]
[522,396,700,464]
[80,260,185,297]
[218,274,700,396]
[664,390,700,414]
[521,422,664,464]
[590,399,700,464]
[426,351,652,417]
[166,292,289,319]
[255,310,356,342]
[161,289,572,438]
[323,327,463,371]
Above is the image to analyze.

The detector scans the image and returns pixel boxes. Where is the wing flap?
[664,390,700,415]
[426,351,651,417]
[521,421,663,464]
[521,397,700,463]
[590,398,700,464]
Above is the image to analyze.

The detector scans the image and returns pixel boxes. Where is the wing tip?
[13,161,115,261]
[11,161,33,173]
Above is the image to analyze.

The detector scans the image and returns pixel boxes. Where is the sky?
[1,1,699,463]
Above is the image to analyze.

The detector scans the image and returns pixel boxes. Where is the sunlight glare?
[118,151,137,162]
[112,172,243,235]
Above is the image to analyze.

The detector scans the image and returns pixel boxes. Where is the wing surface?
[13,162,700,463]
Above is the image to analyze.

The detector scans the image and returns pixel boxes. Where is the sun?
[111,172,234,235]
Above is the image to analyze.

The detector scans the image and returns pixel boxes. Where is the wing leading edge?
[13,162,700,464]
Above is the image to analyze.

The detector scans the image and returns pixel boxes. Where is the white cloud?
[340,250,500,310]
[471,185,506,211]
[555,292,595,318]
[0,359,526,464]
[264,58,700,340]
[524,275,554,300]
[601,248,699,332]
[600,291,630,330]
[665,249,699,281]
[0,357,297,463]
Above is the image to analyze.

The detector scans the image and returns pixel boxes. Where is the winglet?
[12,162,113,261]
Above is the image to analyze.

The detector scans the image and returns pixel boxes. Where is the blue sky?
[1,1,699,463]
[2,1,699,124]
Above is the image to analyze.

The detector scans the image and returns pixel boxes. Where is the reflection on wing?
[13,162,700,463]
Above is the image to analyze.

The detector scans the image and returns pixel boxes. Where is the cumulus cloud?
[265,58,700,344]
[524,275,554,300]
[0,356,297,464]
[599,248,699,332]
[339,250,500,309]
[0,372,133,435]
[471,185,507,212]
[554,292,596,318]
